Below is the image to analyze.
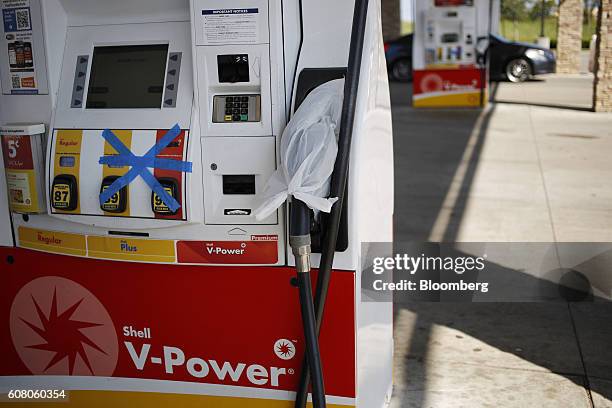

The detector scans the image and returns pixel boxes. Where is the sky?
[401,0,414,21]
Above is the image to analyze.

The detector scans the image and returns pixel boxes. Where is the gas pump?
[413,0,495,107]
[0,0,393,407]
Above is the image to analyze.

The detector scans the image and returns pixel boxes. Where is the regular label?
[202,8,260,44]
[18,227,87,256]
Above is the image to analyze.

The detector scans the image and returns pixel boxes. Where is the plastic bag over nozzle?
[254,78,345,220]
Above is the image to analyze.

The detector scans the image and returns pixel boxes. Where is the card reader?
[212,95,261,123]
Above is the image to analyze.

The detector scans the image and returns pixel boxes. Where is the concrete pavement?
[492,74,594,110]
[390,77,612,407]
[491,51,594,110]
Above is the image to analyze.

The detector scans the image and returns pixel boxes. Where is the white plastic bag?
[254,78,344,220]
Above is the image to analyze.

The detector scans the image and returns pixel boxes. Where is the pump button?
[151,178,179,215]
[51,175,78,211]
[100,176,127,213]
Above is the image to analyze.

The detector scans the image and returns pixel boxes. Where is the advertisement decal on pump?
[0,248,357,398]
[1,0,39,94]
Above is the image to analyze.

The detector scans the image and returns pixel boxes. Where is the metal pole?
[540,0,546,37]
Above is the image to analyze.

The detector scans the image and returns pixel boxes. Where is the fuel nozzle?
[290,199,313,273]
[290,234,312,274]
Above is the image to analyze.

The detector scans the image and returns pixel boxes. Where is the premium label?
[177,240,278,264]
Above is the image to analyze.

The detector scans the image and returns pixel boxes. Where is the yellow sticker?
[51,183,72,210]
[87,236,176,263]
[18,227,86,257]
[6,169,39,213]
[53,130,83,214]
[102,130,132,216]
[152,186,175,214]
[100,184,125,213]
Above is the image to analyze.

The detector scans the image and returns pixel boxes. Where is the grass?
[400,18,597,49]
[500,17,597,49]
[401,21,414,35]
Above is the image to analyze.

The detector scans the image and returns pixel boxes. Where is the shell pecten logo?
[274,339,296,361]
[10,276,119,376]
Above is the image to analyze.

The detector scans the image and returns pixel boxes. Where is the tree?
[501,0,528,21]
[529,0,556,20]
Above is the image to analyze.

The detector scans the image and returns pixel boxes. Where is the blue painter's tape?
[98,125,191,213]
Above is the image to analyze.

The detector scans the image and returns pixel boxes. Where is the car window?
[397,35,413,46]
[490,33,508,43]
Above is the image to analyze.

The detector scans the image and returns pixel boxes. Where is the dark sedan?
[385,33,556,83]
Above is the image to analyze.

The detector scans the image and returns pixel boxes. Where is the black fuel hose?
[294,0,369,406]
[290,200,326,408]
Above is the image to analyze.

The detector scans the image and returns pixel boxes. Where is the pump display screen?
[441,33,460,43]
[435,0,473,5]
[86,45,169,109]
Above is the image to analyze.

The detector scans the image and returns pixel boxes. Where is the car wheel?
[391,58,412,82]
[505,58,532,83]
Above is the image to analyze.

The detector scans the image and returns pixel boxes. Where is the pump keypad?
[151,178,179,215]
[100,176,127,213]
[51,175,78,211]
[213,94,261,123]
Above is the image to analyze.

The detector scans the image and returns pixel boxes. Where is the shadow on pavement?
[390,81,612,407]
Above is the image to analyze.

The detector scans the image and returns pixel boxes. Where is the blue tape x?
[98,124,192,213]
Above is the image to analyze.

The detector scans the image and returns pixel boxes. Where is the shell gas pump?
[0,0,393,407]
[412,0,498,107]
